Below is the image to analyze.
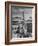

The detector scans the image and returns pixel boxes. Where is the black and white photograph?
[11,6,32,38]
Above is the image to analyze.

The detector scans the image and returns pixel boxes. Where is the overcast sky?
[12,7,32,20]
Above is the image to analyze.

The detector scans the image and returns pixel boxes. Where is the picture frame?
[5,1,37,45]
